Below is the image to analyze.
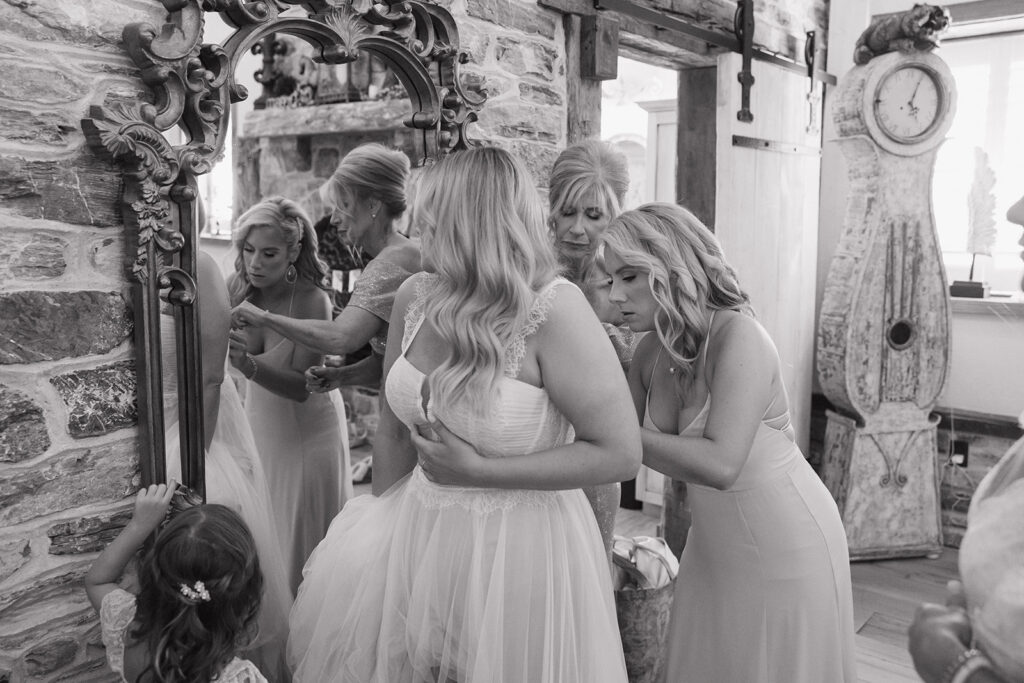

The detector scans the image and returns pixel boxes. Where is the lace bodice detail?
[388,274,575,469]
[401,274,565,379]
[99,589,268,683]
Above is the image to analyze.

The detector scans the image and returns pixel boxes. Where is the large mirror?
[82,0,483,496]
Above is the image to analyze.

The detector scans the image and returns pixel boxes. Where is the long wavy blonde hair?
[417,146,559,416]
[598,202,752,384]
[228,196,330,306]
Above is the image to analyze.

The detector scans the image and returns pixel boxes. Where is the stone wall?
[0,0,829,680]
[0,1,164,679]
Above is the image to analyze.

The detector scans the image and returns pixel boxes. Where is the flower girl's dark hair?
[130,504,263,683]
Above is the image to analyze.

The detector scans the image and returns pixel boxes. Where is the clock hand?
[907,75,924,108]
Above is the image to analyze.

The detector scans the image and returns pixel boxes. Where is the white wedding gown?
[161,316,293,682]
[287,275,628,683]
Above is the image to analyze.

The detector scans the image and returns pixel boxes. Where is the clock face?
[873,66,941,143]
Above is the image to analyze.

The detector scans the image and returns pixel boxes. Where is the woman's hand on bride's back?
[231,300,267,328]
[412,420,485,486]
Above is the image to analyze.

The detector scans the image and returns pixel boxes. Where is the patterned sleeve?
[346,259,414,323]
[604,324,644,367]
[99,588,137,677]
[220,658,270,683]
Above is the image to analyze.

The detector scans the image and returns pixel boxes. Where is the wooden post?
[676,66,717,228]
[580,14,619,80]
[564,13,603,142]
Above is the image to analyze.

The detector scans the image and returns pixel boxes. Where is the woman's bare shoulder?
[709,310,779,364]
[290,283,333,320]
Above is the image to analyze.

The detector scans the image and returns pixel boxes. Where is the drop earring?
[285,263,297,284]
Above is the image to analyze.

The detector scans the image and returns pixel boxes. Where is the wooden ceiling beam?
[538,0,720,64]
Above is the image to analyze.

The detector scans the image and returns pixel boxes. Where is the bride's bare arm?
[414,285,641,490]
[198,251,230,451]
[370,279,419,494]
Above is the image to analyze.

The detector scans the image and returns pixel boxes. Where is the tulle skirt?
[288,466,628,683]
[166,377,293,682]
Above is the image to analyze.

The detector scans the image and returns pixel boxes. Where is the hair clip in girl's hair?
[179,580,211,603]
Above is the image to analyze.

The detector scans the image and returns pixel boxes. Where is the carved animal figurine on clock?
[854,3,952,65]
[818,6,955,559]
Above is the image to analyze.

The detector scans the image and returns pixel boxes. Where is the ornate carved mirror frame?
[82,0,482,497]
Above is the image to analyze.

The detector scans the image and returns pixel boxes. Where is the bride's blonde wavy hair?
[416,146,559,416]
[598,202,752,385]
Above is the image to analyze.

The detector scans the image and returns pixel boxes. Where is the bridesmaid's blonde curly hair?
[228,196,330,306]
[598,202,751,385]
[416,146,559,417]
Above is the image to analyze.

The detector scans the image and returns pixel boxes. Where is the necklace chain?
[255,279,296,317]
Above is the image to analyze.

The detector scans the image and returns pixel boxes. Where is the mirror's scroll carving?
[82,0,483,497]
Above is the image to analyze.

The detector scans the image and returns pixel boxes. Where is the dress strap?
[645,346,663,419]
[505,277,573,379]
[701,309,716,368]
[401,273,437,353]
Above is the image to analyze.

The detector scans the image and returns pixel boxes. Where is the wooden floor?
[615,506,957,683]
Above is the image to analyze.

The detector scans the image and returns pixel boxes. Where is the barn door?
[714,51,822,454]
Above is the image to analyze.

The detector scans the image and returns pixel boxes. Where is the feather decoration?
[966,146,998,257]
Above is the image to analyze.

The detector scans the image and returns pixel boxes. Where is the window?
[600,56,678,210]
[933,30,1024,294]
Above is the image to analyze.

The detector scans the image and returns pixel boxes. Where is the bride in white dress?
[288,147,642,683]
[162,251,292,681]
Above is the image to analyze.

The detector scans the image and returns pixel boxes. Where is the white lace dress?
[287,275,628,683]
[100,588,268,683]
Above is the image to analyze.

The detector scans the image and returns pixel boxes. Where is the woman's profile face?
[241,224,291,289]
[330,190,376,247]
[603,248,658,332]
[550,190,611,263]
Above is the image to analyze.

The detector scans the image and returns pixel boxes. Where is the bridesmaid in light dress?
[227,196,351,595]
[598,202,857,683]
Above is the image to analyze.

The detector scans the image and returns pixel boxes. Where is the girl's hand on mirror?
[228,328,250,370]
[128,481,178,535]
[410,420,485,486]
[231,300,267,329]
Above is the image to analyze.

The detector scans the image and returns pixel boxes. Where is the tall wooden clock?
[817,49,956,560]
